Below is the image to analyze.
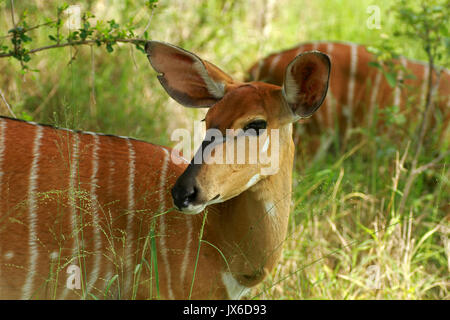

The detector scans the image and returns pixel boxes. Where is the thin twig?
[10,0,16,27]
[32,82,59,117]
[0,21,56,39]
[412,151,449,176]
[140,6,155,37]
[0,38,147,58]
[0,88,16,118]
[90,45,97,117]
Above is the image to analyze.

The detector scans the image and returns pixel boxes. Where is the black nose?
[172,181,198,210]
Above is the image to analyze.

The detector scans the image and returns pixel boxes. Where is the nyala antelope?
[247,41,450,153]
[0,41,330,299]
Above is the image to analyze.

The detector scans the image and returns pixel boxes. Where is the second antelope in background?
[247,41,450,154]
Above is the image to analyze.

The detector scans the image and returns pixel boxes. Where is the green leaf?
[135,44,146,54]
[106,43,114,53]
[384,71,397,88]
[104,274,119,299]
[150,228,160,299]
[88,293,99,300]
[20,111,33,122]
[22,54,31,62]
[368,61,382,70]
[134,264,142,275]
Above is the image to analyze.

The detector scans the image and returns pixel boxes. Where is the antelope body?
[247,41,450,151]
[0,41,330,299]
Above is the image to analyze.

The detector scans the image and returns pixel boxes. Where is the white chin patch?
[179,204,206,215]
[244,174,261,190]
[178,196,223,215]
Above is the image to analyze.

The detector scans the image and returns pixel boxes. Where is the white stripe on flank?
[87,134,101,294]
[0,118,4,282]
[268,54,282,74]
[125,138,136,294]
[368,70,383,128]
[127,139,136,214]
[61,132,81,299]
[103,158,115,295]
[346,43,358,128]
[21,125,44,299]
[253,59,264,81]
[158,148,174,299]
[107,157,115,198]
[0,118,7,213]
[420,65,430,107]
[180,215,193,286]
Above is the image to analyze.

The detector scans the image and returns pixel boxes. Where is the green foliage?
[394,0,449,65]
[0,2,152,67]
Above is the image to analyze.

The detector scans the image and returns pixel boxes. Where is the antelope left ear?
[145,41,234,108]
[282,51,331,119]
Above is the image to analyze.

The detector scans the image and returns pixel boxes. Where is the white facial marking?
[264,201,276,217]
[244,174,260,190]
[180,203,207,215]
[261,136,269,154]
[221,272,250,300]
[4,251,14,260]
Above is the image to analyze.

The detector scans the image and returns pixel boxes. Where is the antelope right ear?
[145,41,234,108]
[282,51,331,119]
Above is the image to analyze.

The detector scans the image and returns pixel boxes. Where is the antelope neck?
[207,124,294,287]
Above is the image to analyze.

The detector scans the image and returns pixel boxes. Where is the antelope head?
[145,41,330,214]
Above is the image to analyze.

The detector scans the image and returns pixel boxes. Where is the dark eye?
[243,120,267,135]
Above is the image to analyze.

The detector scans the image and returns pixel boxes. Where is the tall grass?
[0,0,448,299]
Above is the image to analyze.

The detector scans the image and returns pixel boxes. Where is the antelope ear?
[282,51,331,118]
[145,41,234,108]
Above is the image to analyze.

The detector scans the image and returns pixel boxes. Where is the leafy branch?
[0,1,158,68]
